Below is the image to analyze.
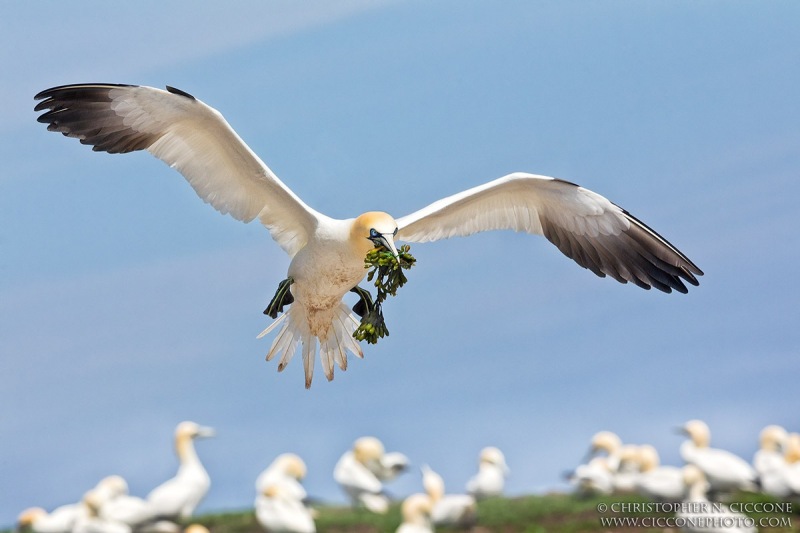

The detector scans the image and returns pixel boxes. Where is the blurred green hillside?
[195,492,799,533]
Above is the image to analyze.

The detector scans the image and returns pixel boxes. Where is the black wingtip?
[34,83,138,102]
[166,85,196,100]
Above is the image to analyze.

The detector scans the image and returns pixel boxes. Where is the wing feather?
[397,172,702,293]
[34,83,319,257]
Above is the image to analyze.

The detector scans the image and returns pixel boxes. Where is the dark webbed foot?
[350,285,388,343]
[264,277,294,319]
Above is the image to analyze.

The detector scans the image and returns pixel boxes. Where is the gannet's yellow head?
[353,436,385,465]
[17,508,46,528]
[589,431,622,455]
[401,493,433,524]
[637,444,660,472]
[681,420,710,448]
[275,453,307,480]
[95,475,129,500]
[176,421,216,440]
[351,212,399,259]
[262,484,284,499]
[479,446,509,474]
[421,465,445,502]
[759,425,788,452]
[786,433,800,463]
[681,464,708,492]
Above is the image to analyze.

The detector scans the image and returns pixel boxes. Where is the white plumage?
[16,505,87,533]
[633,445,684,502]
[16,476,131,533]
[466,446,508,499]
[395,494,434,533]
[255,484,316,533]
[94,477,157,530]
[146,421,215,520]
[675,465,756,533]
[421,464,477,527]
[35,83,703,388]
[333,437,390,514]
[568,457,614,496]
[255,454,309,503]
[678,420,758,495]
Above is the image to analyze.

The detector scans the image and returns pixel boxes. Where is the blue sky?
[2,0,799,527]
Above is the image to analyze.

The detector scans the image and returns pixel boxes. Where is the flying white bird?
[146,421,215,520]
[34,83,703,388]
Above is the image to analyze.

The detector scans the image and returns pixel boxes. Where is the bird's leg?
[263,277,294,319]
[350,285,388,343]
[350,285,375,318]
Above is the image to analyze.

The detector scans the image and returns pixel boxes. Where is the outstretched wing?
[34,83,320,257]
[396,172,702,293]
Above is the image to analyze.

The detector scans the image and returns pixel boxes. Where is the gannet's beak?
[372,233,399,259]
[197,426,216,438]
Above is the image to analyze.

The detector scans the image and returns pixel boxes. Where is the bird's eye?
[393,227,398,236]
[369,229,379,238]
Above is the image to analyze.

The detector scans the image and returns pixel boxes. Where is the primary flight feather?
[34,83,703,388]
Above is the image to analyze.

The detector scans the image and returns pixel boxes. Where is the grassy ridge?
[195,492,800,533]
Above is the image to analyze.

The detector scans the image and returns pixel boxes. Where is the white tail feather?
[302,334,316,389]
[257,312,287,339]
[266,320,293,361]
[258,303,363,388]
[278,337,300,372]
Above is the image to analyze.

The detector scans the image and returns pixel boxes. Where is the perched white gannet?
[146,421,215,520]
[633,444,684,502]
[333,437,390,513]
[16,475,127,533]
[753,425,792,498]
[677,420,758,495]
[421,464,477,527]
[466,446,508,499]
[255,484,316,533]
[567,456,615,496]
[586,431,624,471]
[72,490,132,533]
[95,476,158,529]
[34,84,703,388]
[395,493,434,533]
[675,465,756,533]
[17,505,86,533]
[255,454,309,502]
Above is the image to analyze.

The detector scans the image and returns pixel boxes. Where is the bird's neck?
[176,435,201,466]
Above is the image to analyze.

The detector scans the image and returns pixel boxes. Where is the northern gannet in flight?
[34,83,703,388]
